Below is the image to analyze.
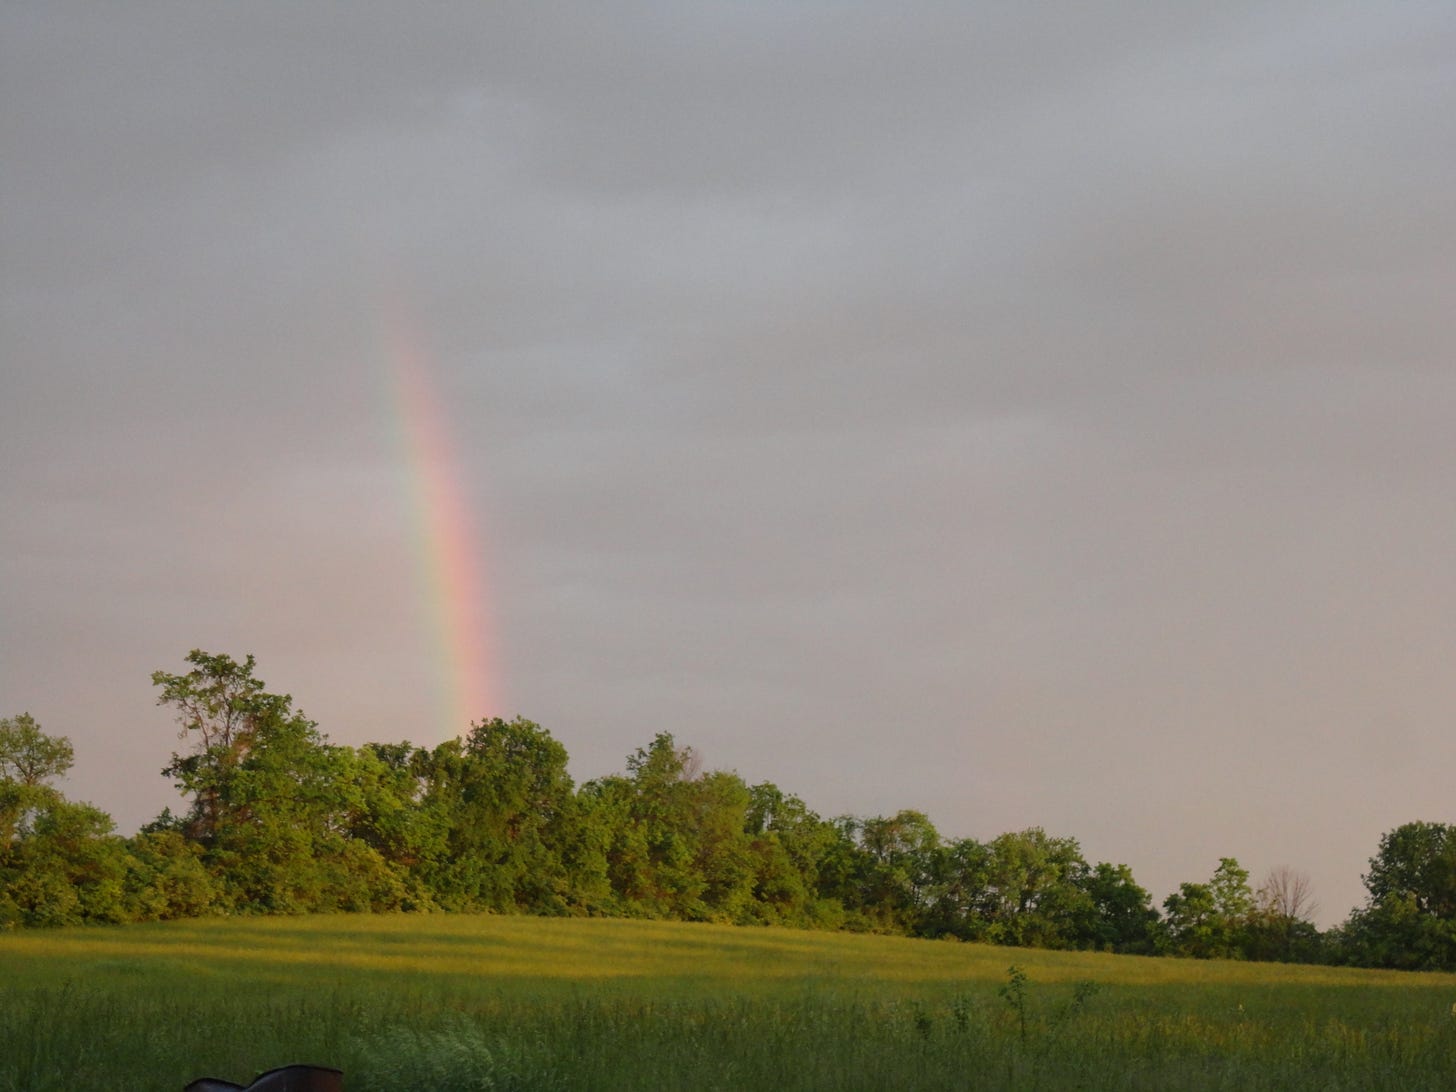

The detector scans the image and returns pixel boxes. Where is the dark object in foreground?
[185,1064,343,1092]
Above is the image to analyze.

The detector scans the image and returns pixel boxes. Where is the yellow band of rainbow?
[385,303,498,738]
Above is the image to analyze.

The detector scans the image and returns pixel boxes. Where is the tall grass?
[3,915,1454,1090]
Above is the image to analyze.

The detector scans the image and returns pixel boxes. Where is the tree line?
[2,650,1453,971]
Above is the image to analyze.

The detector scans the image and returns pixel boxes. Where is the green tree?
[122,830,218,921]
[1340,822,1456,971]
[0,713,74,788]
[1,713,75,847]
[1363,822,1456,919]
[854,810,942,933]
[1162,857,1255,958]
[0,714,139,928]
[153,651,405,913]
[413,717,576,913]
[979,829,1093,949]
[684,769,756,922]
[744,782,843,927]
[0,714,76,861]
[3,799,134,926]
[813,817,873,928]
[617,733,707,917]
[207,714,399,913]
[153,651,296,843]
[583,733,748,921]
[1077,861,1159,953]
[920,836,993,940]
[341,742,439,909]
[575,775,647,915]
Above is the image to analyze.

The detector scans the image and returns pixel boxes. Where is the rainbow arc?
[385,305,497,738]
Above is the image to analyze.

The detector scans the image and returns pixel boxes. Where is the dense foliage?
[2,652,1452,969]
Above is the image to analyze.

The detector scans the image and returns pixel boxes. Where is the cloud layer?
[4,3,1454,923]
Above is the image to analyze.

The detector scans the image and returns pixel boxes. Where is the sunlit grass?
[3,914,1454,1089]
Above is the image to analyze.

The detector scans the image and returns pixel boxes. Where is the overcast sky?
[3,3,1453,926]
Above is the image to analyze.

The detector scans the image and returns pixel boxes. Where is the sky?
[2,3,1453,927]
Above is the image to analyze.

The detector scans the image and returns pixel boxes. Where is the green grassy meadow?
[3,914,1454,1090]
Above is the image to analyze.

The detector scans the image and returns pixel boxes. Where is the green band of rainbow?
[386,307,497,738]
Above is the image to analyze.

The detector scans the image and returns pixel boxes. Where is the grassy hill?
[3,914,1454,1090]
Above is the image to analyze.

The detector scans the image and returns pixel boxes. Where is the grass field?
[3,914,1454,1090]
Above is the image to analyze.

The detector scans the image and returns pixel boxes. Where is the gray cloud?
[4,2,1454,925]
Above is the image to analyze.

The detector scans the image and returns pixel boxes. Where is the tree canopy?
[0,712,74,788]
[2,651,1452,972]
[1340,822,1456,970]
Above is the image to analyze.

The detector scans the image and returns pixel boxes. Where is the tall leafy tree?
[2,800,133,926]
[0,715,126,927]
[919,836,993,940]
[744,782,842,927]
[583,734,717,919]
[979,828,1093,949]
[0,713,74,788]
[152,651,404,913]
[153,651,296,844]
[414,717,576,913]
[1363,822,1456,919]
[122,830,217,921]
[1077,861,1159,953]
[0,713,74,850]
[682,769,756,922]
[1340,822,1456,970]
[854,810,942,932]
[813,817,874,928]
[1162,858,1255,958]
[342,741,439,908]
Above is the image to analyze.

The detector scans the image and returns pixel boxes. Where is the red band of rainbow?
[386,304,498,738]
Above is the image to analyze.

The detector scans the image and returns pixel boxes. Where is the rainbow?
[384,305,498,739]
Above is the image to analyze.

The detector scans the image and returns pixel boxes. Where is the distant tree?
[1160,881,1213,955]
[1364,822,1456,919]
[743,782,841,926]
[2,799,133,927]
[0,713,75,852]
[1339,822,1456,971]
[1077,861,1159,953]
[1258,865,1319,923]
[153,651,297,843]
[413,717,576,913]
[813,817,874,929]
[854,810,942,933]
[122,830,218,921]
[1244,866,1324,963]
[1162,858,1255,959]
[979,828,1093,949]
[920,836,992,940]
[152,651,408,913]
[152,651,288,753]
[1210,856,1255,921]
[341,741,439,909]
[204,712,399,913]
[580,733,710,919]
[0,713,141,928]
[0,713,74,788]
[681,769,755,922]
